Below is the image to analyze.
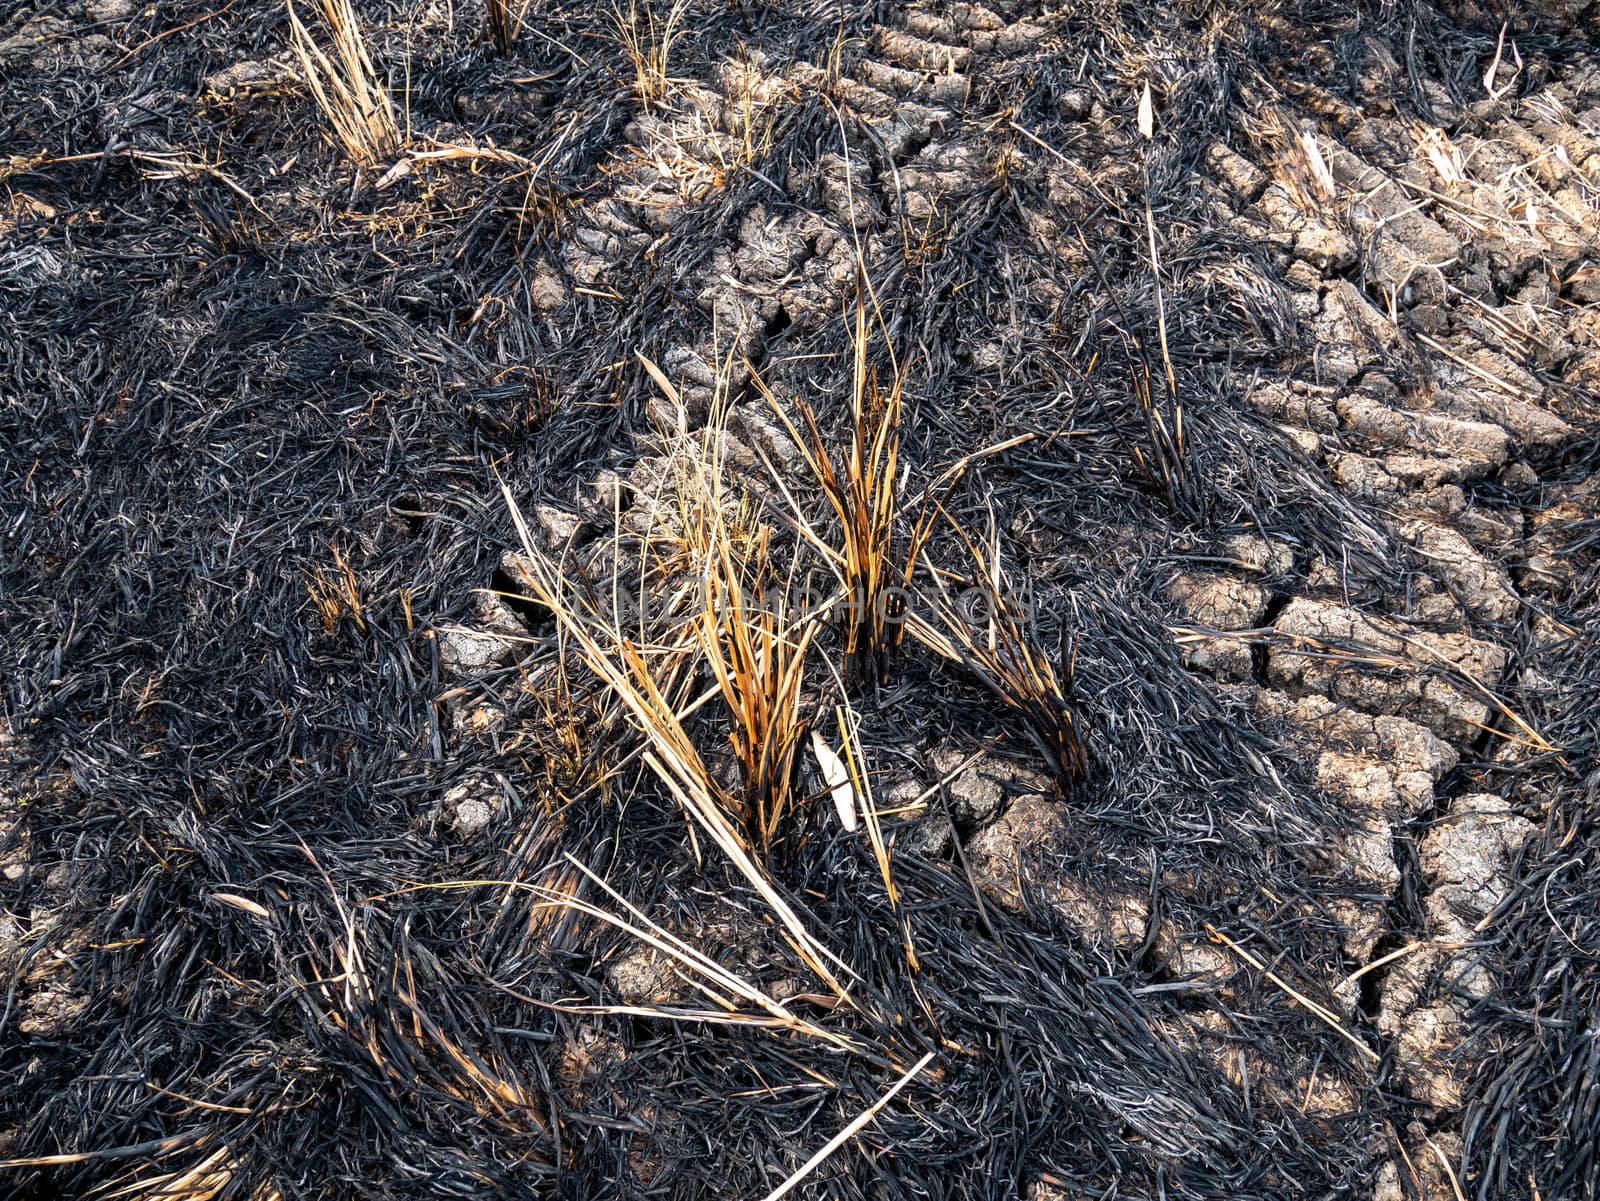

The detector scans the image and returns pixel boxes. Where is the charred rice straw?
[907,510,1086,794]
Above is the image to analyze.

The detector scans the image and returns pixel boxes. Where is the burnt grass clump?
[3,0,1599,1199]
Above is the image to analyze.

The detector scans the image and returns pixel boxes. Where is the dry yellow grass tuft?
[681,442,821,860]
[305,543,365,633]
[501,426,853,996]
[286,0,400,166]
[755,300,933,683]
[613,0,688,112]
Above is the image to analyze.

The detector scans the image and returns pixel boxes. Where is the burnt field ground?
[3,0,1600,1198]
